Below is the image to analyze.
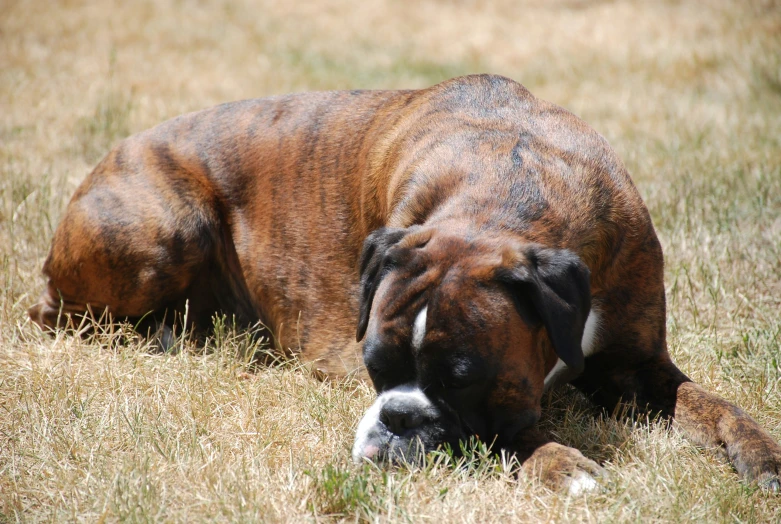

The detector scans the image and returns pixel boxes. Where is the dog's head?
[352,226,591,463]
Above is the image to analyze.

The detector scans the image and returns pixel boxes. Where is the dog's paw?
[566,468,599,496]
[675,381,781,492]
[729,433,781,493]
[757,472,781,493]
[522,442,603,495]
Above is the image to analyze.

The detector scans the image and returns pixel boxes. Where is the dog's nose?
[379,395,426,434]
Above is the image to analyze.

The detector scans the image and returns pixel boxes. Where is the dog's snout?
[352,386,442,463]
[380,396,427,434]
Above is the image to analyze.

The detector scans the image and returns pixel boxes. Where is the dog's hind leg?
[28,143,227,341]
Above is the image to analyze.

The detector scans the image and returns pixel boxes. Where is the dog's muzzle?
[352,386,454,463]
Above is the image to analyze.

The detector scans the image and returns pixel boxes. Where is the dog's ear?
[356,227,410,341]
[496,245,591,373]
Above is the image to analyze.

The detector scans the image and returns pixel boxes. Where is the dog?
[29,74,781,493]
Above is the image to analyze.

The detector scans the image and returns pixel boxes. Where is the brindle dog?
[29,75,781,493]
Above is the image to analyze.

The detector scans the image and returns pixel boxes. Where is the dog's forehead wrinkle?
[378,273,428,319]
[399,228,433,249]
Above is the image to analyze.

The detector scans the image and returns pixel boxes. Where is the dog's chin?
[352,431,430,466]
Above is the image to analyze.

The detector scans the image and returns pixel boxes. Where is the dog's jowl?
[29,74,781,492]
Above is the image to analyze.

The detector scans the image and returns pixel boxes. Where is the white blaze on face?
[353,306,432,462]
[411,305,428,351]
[543,309,601,391]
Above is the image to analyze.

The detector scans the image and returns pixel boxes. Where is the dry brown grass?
[2,0,781,521]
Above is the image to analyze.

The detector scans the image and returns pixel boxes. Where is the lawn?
[2,0,781,521]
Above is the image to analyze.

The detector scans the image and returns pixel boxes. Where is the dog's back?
[31,74,647,375]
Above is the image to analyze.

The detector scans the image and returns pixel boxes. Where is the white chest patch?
[411,306,428,351]
[543,309,602,391]
[581,309,601,357]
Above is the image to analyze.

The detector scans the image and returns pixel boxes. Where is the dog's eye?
[436,355,488,391]
[365,362,382,377]
[441,376,479,390]
[444,383,471,391]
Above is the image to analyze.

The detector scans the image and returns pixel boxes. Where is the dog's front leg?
[510,429,603,494]
[576,352,781,490]
[672,381,781,490]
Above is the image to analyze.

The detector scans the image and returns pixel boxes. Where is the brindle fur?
[29,75,781,491]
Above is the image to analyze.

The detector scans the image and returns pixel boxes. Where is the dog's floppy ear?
[356,227,410,341]
[496,245,591,373]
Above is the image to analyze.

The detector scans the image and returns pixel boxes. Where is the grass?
[2,0,781,521]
